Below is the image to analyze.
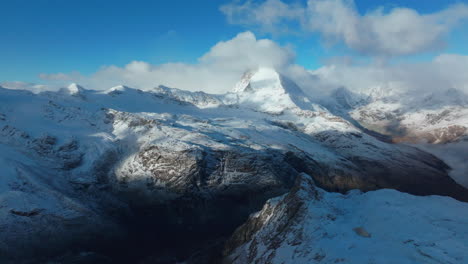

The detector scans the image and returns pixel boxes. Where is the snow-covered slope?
[325,85,468,189]
[228,67,322,114]
[0,69,467,262]
[224,173,468,264]
[327,86,468,144]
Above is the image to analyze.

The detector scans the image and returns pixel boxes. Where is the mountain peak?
[233,67,283,93]
[58,83,86,97]
[105,85,132,95]
[67,83,84,94]
[231,67,312,114]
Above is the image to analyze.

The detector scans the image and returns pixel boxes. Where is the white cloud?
[31,32,468,98]
[221,0,468,56]
[418,142,468,188]
[0,81,55,93]
[39,31,296,93]
[220,0,305,34]
[311,54,468,95]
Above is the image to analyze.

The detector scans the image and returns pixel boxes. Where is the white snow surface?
[325,86,468,143]
[231,68,321,114]
[228,174,468,264]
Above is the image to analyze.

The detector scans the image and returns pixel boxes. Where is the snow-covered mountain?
[324,84,468,190]
[228,68,324,114]
[1,68,467,263]
[326,86,468,144]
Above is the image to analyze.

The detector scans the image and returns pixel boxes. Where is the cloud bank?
[418,142,468,188]
[39,31,296,94]
[311,54,468,96]
[221,0,468,56]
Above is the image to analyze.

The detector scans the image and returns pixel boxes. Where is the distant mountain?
[326,85,468,144]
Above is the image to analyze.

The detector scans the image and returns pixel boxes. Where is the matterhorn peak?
[58,83,86,98]
[232,67,277,93]
[67,83,84,93]
[231,67,312,114]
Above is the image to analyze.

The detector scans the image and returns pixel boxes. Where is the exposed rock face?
[392,125,467,144]
[223,173,468,264]
[115,146,298,201]
[281,146,467,200]
[223,173,319,262]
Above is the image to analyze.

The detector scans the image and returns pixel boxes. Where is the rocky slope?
[0,68,467,263]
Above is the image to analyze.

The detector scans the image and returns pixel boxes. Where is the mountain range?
[0,68,467,263]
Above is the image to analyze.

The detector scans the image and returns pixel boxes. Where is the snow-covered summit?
[230,67,314,114]
[59,83,86,97]
[104,85,132,95]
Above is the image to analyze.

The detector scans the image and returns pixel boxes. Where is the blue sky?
[1,0,468,83]
[1,0,234,82]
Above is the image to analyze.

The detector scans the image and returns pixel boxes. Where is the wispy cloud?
[220,0,305,35]
[221,0,468,56]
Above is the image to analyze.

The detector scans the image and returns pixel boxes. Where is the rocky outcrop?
[223,173,318,263]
